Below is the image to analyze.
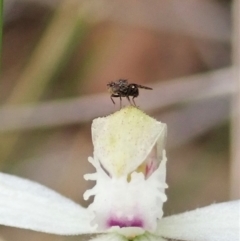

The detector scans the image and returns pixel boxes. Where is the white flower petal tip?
[157,200,240,241]
[89,233,167,241]
[84,151,168,233]
[92,106,167,177]
[0,172,95,235]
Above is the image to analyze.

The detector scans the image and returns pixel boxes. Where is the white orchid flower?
[0,106,239,241]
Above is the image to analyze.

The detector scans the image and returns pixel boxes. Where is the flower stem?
[0,0,3,73]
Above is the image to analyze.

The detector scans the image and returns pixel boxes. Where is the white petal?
[92,106,167,177]
[0,172,95,235]
[157,200,240,241]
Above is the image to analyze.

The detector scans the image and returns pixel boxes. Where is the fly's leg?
[120,96,122,108]
[110,95,115,105]
[126,95,132,105]
[132,96,137,106]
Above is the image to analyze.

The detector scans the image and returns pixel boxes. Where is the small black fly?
[107,79,152,107]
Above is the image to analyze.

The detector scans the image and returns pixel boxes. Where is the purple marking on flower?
[107,218,144,228]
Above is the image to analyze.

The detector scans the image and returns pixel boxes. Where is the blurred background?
[0,0,239,240]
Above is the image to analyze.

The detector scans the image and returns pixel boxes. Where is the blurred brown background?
[0,0,239,241]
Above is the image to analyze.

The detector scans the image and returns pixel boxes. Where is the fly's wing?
[137,84,152,90]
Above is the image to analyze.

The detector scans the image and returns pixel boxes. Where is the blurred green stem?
[0,0,89,166]
[8,1,87,104]
[0,0,3,72]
